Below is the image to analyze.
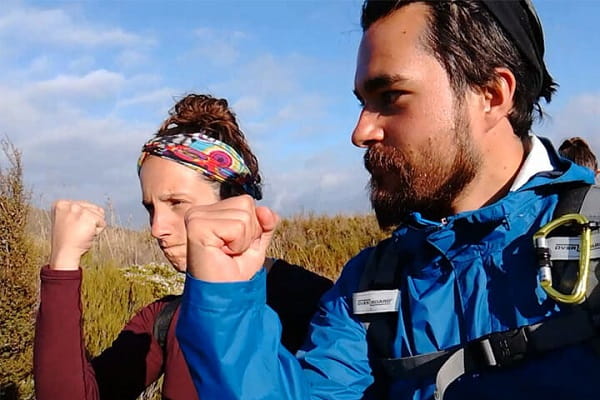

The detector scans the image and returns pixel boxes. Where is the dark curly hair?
[156,93,262,200]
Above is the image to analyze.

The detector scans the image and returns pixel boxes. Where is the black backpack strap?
[579,185,600,222]
[434,309,598,399]
[153,295,182,353]
[367,309,598,399]
[574,185,600,318]
[354,237,403,358]
[357,237,398,292]
[552,183,593,218]
[353,237,404,397]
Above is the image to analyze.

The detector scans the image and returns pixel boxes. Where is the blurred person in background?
[559,136,599,178]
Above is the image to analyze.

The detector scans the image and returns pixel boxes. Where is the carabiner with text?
[533,213,591,304]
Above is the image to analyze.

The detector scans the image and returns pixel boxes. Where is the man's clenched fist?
[184,195,278,282]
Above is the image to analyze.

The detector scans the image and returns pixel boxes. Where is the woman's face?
[139,155,220,272]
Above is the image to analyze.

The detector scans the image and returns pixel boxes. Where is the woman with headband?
[34,94,333,400]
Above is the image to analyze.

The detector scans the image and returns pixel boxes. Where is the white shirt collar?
[509,135,555,191]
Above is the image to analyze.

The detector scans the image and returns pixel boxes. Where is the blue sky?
[1,0,599,227]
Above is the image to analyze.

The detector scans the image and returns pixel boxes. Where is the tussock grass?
[269,213,387,280]
[81,262,184,358]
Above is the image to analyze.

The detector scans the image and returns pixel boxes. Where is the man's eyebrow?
[357,74,409,96]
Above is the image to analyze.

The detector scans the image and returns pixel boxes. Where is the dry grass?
[27,206,167,270]
[269,213,387,279]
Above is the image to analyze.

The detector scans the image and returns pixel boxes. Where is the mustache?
[364,144,406,175]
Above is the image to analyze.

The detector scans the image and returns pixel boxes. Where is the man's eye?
[381,90,403,105]
[170,199,184,207]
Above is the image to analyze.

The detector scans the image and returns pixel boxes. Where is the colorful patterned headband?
[138,132,261,200]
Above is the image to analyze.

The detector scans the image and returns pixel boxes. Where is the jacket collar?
[509,135,555,191]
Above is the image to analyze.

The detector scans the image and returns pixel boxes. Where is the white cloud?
[232,96,263,115]
[538,92,600,158]
[261,146,371,217]
[241,94,334,142]
[191,27,249,66]
[573,94,600,113]
[213,53,335,142]
[0,6,153,48]
[320,172,350,189]
[210,53,303,98]
[68,56,97,73]
[117,88,176,109]
[28,69,126,100]
[26,55,53,75]
[116,50,151,69]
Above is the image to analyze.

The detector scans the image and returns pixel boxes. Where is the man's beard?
[364,108,481,229]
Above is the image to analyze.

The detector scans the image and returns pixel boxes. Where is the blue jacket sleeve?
[176,253,374,400]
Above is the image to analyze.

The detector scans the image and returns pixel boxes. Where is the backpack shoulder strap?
[357,237,397,292]
[153,295,182,352]
[552,183,595,219]
[577,184,600,222]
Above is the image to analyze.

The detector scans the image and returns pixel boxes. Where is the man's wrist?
[183,267,267,311]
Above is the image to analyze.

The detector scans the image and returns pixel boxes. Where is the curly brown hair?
[156,93,262,200]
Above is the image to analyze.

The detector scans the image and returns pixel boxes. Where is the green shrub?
[0,139,38,400]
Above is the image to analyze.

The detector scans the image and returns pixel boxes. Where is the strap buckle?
[477,327,530,368]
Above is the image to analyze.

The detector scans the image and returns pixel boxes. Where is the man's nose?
[351,108,384,148]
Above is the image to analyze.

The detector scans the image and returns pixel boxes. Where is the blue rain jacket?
[177,141,599,400]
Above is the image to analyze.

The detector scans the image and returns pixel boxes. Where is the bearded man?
[176,1,600,399]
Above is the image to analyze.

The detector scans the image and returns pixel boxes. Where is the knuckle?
[237,209,252,225]
[53,199,69,210]
[184,210,198,226]
[232,219,247,236]
[240,194,254,208]
[184,214,205,234]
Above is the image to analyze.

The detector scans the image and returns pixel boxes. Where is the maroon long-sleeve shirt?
[34,261,332,400]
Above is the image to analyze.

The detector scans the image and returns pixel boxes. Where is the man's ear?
[481,67,516,130]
